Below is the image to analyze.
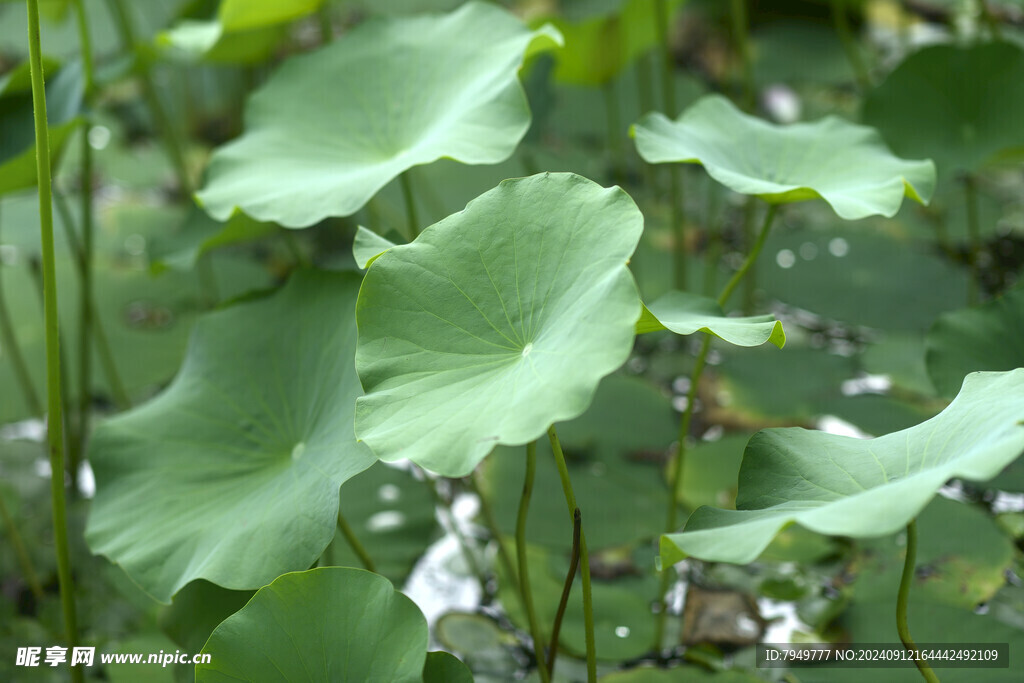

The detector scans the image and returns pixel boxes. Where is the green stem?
[652,332,711,651]
[0,493,45,601]
[518,442,550,683]
[964,175,981,305]
[336,511,376,573]
[400,172,420,239]
[52,193,131,410]
[197,253,219,307]
[603,80,623,185]
[730,0,755,111]
[468,473,521,595]
[72,0,95,486]
[26,2,80,676]
[978,0,1003,40]
[547,507,581,678]
[0,217,44,417]
[317,4,333,43]
[832,0,871,91]
[654,0,675,115]
[897,520,941,683]
[702,181,722,296]
[105,0,192,195]
[719,203,778,309]
[655,0,686,290]
[547,425,596,683]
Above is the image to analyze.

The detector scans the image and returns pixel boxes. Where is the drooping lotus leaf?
[631,94,935,219]
[637,290,786,348]
[0,58,82,195]
[196,568,445,682]
[547,0,684,86]
[353,225,397,269]
[196,2,562,227]
[158,0,321,62]
[422,652,474,683]
[662,369,1024,565]
[86,271,375,602]
[862,41,1024,180]
[926,284,1024,399]
[355,172,643,477]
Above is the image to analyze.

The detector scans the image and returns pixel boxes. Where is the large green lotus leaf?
[354,173,643,477]
[196,568,430,682]
[196,2,562,227]
[850,496,1015,609]
[862,41,1024,180]
[631,94,935,219]
[0,59,82,196]
[926,284,1024,399]
[85,271,376,602]
[422,652,473,683]
[547,0,683,86]
[159,581,253,655]
[662,370,1024,565]
[638,290,785,348]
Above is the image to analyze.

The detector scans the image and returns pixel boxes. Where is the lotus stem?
[703,180,722,296]
[197,253,220,307]
[318,4,333,43]
[832,0,871,91]
[655,0,686,290]
[730,0,755,112]
[26,1,81,676]
[51,193,130,410]
[978,1,1002,40]
[719,203,779,308]
[653,332,712,650]
[604,81,624,185]
[897,520,941,683]
[964,174,981,305]
[400,171,420,239]
[105,0,193,195]
[0,216,44,417]
[547,506,581,677]
[548,424,596,683]
[518,441,551,683]
[0,493,45,601]
[468,473,521,595]
[336,511,376,573]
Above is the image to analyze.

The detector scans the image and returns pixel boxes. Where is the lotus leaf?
[197,2,562,227]
[663,370,1024,564]
[631,94,935,219]
[86,271,374,602]
[355,172,643,477]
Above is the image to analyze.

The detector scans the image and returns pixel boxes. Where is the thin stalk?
[702,181,722,296]
[0,493,45,601]
[468,473,520,595]
[964,175,981,305]
[26,2,80,676]
[54,193,130,409]
[28,259,75,454]
[197,253,219,307]
[417,468,488,595]
[655,0,686,290]
[336,511,376,573]
[719,203,778,309]
[603,80,623,185]
[897,520,941,683]
[518,442,550,683]
[105,0,192,195]
[636,52,658,192]
[72,0,95,484]
[730,0,755,111]
[547,425,596,682]
[832,0,871,91]
[654,0,675,115]
[0,218,44,417]
[547,507,581,678]
[978,1,1003,40]
[654,203,778,649]
[317,4,333,43]
[400,172,420,239]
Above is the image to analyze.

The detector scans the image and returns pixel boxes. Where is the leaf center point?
[521,343,533,358]
[291,442,306,460]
